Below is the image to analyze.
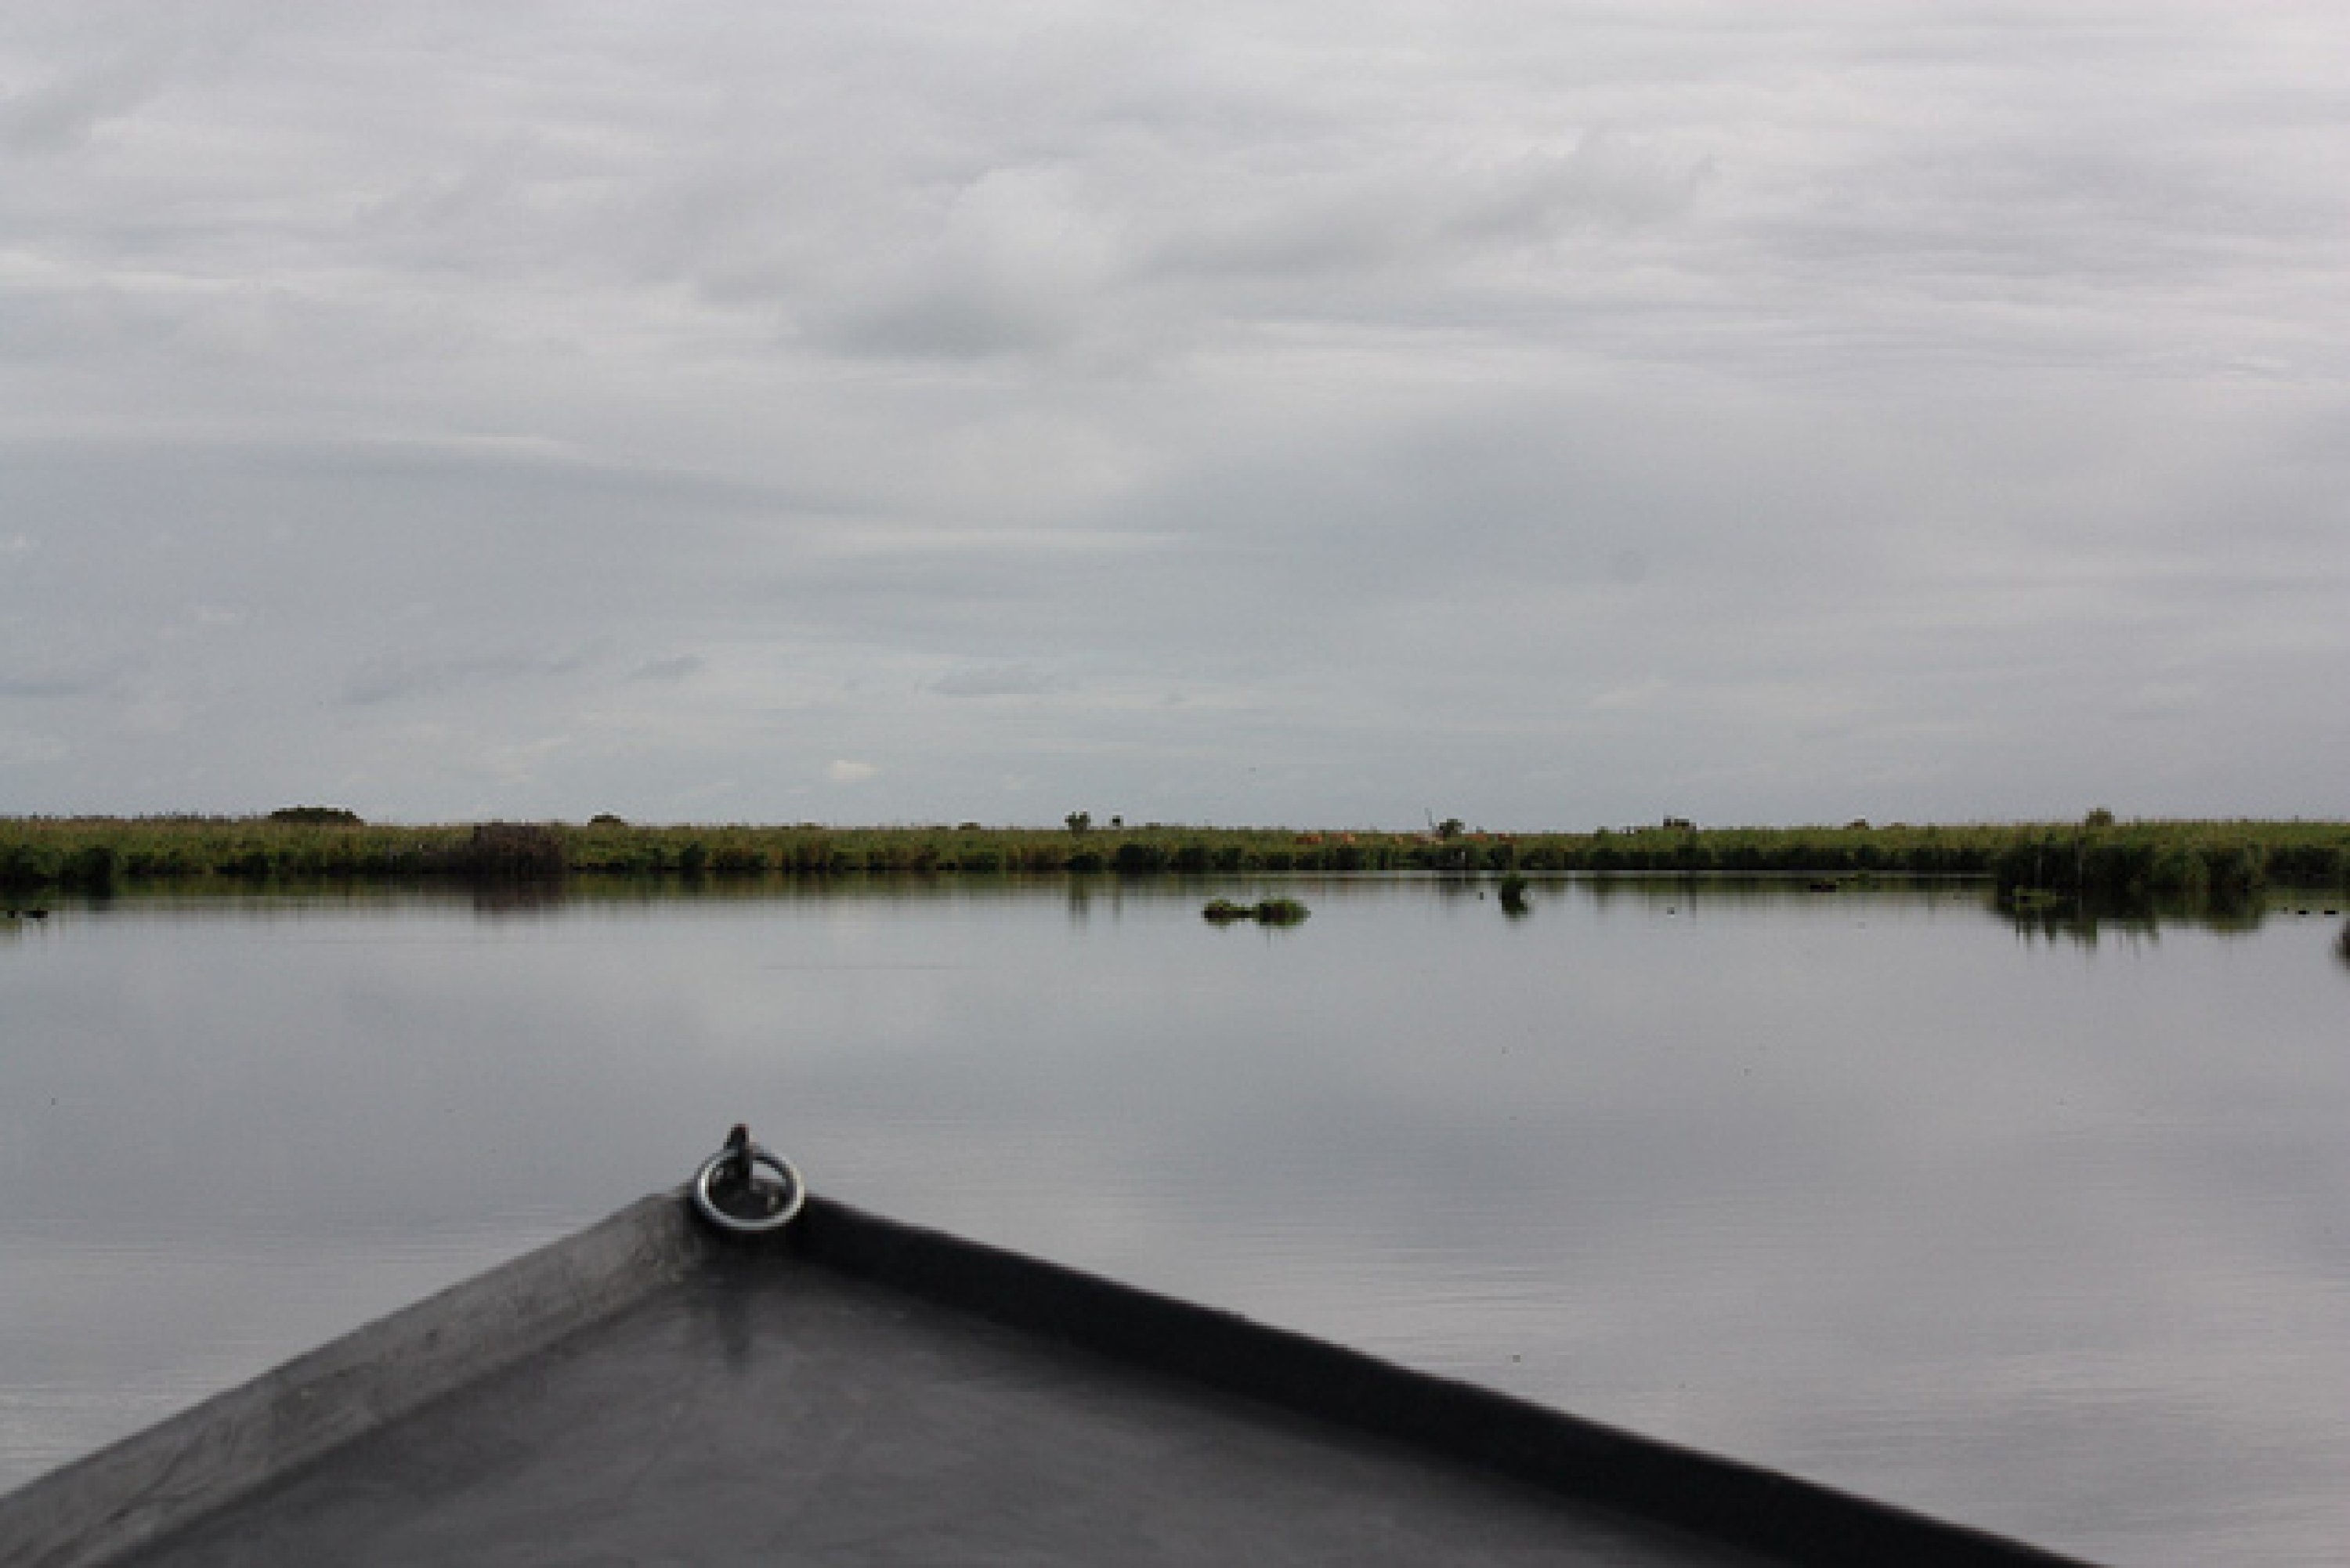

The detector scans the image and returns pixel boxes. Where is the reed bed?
[3,814,2345,899]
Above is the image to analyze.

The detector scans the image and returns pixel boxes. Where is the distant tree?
[1435,817,1465,840]
[1065,811,1092,834]
[2084,807,2117,829]
[589,813,627,826]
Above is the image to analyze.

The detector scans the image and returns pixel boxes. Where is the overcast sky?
[2,2,2345,829]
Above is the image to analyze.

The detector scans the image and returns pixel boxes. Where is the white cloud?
[826,759,877,785]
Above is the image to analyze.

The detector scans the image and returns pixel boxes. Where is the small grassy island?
[2,812,2345,910]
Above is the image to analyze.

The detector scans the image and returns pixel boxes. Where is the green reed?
[4,813,2344,898]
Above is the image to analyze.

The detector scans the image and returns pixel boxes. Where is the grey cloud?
[2,6,2347,824]
[340,648,595,707]
[1155,134,1710,284]
[1455,132,1715,235]
[0,727,67,764]
[931,663,1069,698]
[806,168,1114,361]
[627,654,707,685]
[806,132,1714,365]
[0,49,168,154]
[0,671,105,699]
[814,280,1078,362]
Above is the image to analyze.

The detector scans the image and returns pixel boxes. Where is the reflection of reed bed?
[5,814,2348,897]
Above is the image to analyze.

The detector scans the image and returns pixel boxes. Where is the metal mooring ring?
[692,1137,806,1234]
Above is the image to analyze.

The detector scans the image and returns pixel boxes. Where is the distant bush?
[269,806,363,826]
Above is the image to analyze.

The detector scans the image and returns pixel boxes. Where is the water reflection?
[4,876,2348,1566]
[2001,887,2350,959]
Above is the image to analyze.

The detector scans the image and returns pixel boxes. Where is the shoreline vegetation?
[3,811,2347,907]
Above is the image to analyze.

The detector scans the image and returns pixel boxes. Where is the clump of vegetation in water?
[1203,897,1310,926]
[1498,873,1531,915]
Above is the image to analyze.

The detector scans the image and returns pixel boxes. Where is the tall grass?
[2,815,2345,897]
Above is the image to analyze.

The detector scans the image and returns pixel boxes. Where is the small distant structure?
[1661,816,1694,832]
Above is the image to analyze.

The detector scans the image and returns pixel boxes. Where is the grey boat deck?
[2,1193,2100,1568]
[118,1254,1765,1567]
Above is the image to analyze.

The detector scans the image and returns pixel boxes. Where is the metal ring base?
[692,1145,806,1234]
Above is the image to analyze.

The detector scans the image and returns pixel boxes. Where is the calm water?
[4,876,2347,1565]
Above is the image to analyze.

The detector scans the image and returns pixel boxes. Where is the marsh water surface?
[4,876,2347,1566]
